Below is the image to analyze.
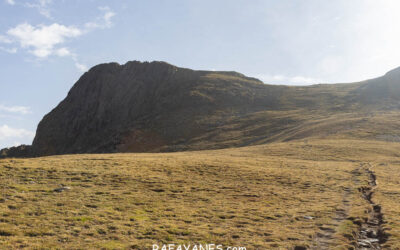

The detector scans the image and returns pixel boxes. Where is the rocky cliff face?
[3,60,400,158]
[31,61,284,156]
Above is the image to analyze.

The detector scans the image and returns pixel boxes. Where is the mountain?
[351,66,400,107]
[31,61,284,156]
[3,61,400,158]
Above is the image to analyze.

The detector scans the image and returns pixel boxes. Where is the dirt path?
[312,188,352,249]
[311,169,357,249]
[356,164,388,249]
[312,164,388,249]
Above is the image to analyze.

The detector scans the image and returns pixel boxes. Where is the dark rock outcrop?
[0,145,32,158]
[4,60,400,158]
[31,61,285,156]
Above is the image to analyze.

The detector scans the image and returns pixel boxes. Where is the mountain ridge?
[2,60,400,158]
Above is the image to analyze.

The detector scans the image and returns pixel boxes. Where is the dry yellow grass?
[0,139,399,249]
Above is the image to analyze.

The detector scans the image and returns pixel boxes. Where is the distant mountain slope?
[350,66,400,107]
[3,61,400,158]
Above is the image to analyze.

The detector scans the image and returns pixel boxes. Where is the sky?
[1,0,400,149]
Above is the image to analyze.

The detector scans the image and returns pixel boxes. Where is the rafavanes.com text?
[153,244,246,250]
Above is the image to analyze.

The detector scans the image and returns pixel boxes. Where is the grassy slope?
[1,139,399,249]
[182,110,400,151]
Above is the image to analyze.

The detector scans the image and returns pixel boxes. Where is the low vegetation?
[1,139,399,248]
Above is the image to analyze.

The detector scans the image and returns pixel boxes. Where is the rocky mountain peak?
[4,61,400,158]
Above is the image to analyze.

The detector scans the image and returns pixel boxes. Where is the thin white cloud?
[74,62,88,72]
[85,6,116,30]
[0,104,31,114]
[3,7,116,60]
[0,125,34,140]
[0,35,11,43]
[54,47,71,57]
[25,0,53,19]
[7,23,82,58]
[103,10,116,28]
[0,46,17,53]
[5,0,15,5]
[0,6,115,73]
[39,0,51,5]
[255,74,321,86]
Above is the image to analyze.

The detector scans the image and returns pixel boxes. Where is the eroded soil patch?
[356,164,388,249]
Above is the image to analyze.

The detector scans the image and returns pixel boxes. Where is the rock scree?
[356,164,388,249]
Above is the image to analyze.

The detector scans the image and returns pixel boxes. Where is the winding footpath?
[356,164,388,249]
[312,163,388,249]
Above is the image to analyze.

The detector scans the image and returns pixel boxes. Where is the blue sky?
[1,0,400,148]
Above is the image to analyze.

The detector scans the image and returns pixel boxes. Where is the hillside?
[0,139,398,248]
[3,61,400,157]
[2,62,400,248]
